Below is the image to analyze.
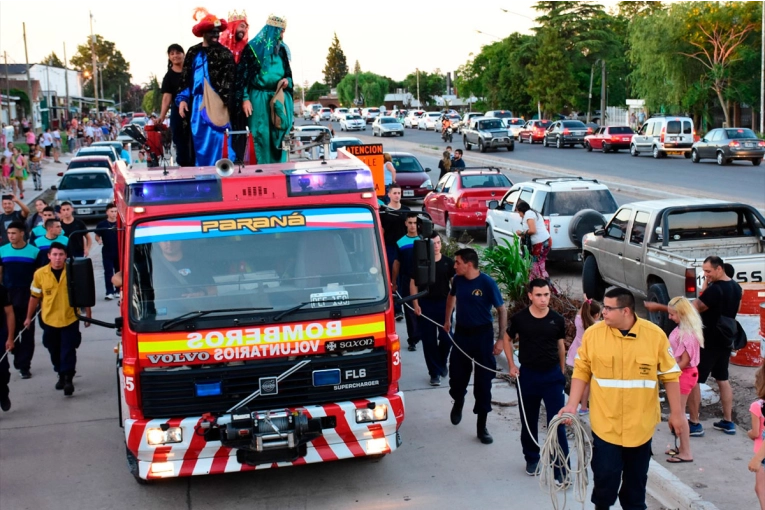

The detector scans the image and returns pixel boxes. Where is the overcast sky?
[0,0,621,88]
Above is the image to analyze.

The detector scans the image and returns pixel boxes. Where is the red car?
[518,119,553,144]
[423,168,512,238]
[584,126,635,152]
[390,152,433,199]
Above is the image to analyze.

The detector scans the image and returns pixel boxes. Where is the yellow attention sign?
[346,144,385,196]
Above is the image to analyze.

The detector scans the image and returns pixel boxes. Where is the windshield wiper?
[273,298,380,322]
[160,307,273,331]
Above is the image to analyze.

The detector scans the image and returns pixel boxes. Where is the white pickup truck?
[581,198,765,331]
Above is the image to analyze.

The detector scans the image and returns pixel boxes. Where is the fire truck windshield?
[128,207,387,330]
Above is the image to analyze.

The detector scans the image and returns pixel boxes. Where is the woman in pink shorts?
[665,296,703,463]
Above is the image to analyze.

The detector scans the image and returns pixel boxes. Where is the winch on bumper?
[209,409,323,465]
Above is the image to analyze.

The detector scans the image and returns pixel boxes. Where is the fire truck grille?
[139,348,389,418]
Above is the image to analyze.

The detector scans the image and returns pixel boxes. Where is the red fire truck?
[67,150,434,482]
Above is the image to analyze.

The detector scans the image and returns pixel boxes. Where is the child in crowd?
[747,361,765,510]
[0,156,9,190]
[566,295,601,415]
[665,296,703,463]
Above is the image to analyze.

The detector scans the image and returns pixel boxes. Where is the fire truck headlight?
[147,427,183,445]
[355,404,387,423]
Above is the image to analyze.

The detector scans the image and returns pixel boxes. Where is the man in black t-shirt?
[379,184,409,321]
[0,284,16,411]
[58,202,91,258]
[503,278,569,480]
[95,203,120,300]
[411,233,455,386]
[0,195,30,246]
[157,44,188,166]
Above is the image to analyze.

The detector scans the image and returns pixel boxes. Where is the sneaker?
[578,408,589,416]
[429,375,441,386]
[713,419,736,435]
[20,370,31,379]
[525,460,539,476]
[395,313,404,322]
[688,421,705,437]
[554,472,570,489]
[0,394,10,412]
[408,343,417,352]
[105,294,114,301]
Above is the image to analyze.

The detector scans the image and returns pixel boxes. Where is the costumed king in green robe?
[241,14,293,164]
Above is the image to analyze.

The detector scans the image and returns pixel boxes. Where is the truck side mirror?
[67,257,96,308]
[413,239,436,287]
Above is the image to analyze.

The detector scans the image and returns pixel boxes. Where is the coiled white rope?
[398,293,591,508]
[0,309,41,364]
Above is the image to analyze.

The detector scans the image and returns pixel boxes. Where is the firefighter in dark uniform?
[444,248,506,444]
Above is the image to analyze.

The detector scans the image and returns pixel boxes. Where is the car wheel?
[753,158,762,166]
[372,130,376,136]
[518,135,523,143]
[630,144,639,157]
[602,143,610,153]
[486,226,497,248]
[691,149,700,163]
[647,282,674,334]
[464,137,471,151]
[556,137,562,149]
[585,141,592,152]
[652,146,663,159]
[507,144,514,152]
[717,151,728,166]
[400,131,404,137]
[479,140,486,153]
[445,217,459,239]
[581,256,606,302]
[684,151,692,159]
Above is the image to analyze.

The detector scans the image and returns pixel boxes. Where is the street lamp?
[475,30,502,41]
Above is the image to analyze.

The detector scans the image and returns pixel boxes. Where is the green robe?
[243,46,293,164]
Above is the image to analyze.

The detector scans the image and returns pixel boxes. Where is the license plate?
[78,208,92,214]
[666,151,683,156]
[403,190,414,197]
[622,137,630,141]
[745,142,754,148]
[310,290,349,308]
[669,136,677,141]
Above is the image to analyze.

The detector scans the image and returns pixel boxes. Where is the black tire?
[753,158,762,166]
[445,216,459,239]
[717,151,728,166]
[647,283,673,334]
[464,137,471,151]
[556,137,562,149]
[479,140,486,153]
[603,143,611,153]
[507,143,514,152]
[630,144,639,157]
[652,146,663,159]
[518,135,523,143]
[486,226,497,248]
[684,151,692,159]
[585,141,592,152]
[568,209,607,248]
[691,149,700,163]
[582,256,606,301]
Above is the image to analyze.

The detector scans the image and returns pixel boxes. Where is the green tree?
[402,69,445,106]
[305,81,330,101]
[527,28,577,117]
[322,33,349,87]
[337,72,389,107]
[41,52,65,68]
[69,35,131,104]
[141,90,155,115]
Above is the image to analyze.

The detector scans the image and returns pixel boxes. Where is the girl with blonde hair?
[747,361,765,509]
[665,296,704,463]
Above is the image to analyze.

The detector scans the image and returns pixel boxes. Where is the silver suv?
[631,116,695,159]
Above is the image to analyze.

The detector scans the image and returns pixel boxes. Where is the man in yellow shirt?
[561,287,684,510]
[24,243,90,396]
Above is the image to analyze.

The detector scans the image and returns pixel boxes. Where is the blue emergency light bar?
[128,176,222,206]
[285,168,374,197]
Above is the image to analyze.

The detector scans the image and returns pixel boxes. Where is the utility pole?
[600,60,607,126]
[416,68,420,109]
[3,52,11,125]
[23,22,36,132]
[99,63,104,105]
[45,63,51,129]
[587,62,597,124]
[90,11,99,117]
[63,42,70,122]
[118,84,122,113]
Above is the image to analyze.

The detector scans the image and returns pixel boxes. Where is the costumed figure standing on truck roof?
[223,9,260,164]
[176,8,235,166]
[241,14,294,164]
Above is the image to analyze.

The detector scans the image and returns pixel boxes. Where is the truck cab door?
[598,207,632,286]
[623,210,650,293]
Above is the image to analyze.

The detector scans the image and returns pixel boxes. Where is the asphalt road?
[319,119,765,209]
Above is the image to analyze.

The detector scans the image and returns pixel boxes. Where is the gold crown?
[228,9,247,22]
[266,14,286,30]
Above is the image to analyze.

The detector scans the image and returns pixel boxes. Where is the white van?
[302,104,322,120]
[631,116,695,159]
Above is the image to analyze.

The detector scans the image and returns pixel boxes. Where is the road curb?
[646,460,719,510]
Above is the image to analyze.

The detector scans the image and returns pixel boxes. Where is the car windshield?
[331,139,361,151]
[507,119,524,126]
[67,159,110,170]
[725,128,757,139]
[479,120,504,130]
[391,155,424,173]
[536,120,552,127]
[345,115,361,120]
[608,127,634,134]
[543,190,618,216]
[380,117,397,124]
[664,208,758,241]
[128,207,387,329]
[59,173,112,190]
[460,174,511,188]
[562,121,586,128]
